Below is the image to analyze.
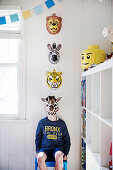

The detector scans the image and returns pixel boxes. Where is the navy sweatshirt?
[35,117,71,156]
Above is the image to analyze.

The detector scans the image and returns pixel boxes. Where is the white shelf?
[81,58,113,77]
[86,142,100,166]
[87,142,92,151]
[87,108,112,128]
[81,60,113,170]
[101,167,109,170]
[101,69,112,119]
[81,106,86,110]
[87,108,101,120]
[92,152,100,165]
[101,118,112,128]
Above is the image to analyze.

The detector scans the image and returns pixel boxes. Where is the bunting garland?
[45,0,55,8]
[10,13,19,23]
[22,10,32,19]
[0,16,6,25]
[34,5,44,15]
[0,0,62,25]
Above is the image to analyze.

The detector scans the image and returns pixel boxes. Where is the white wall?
[0,0,112,170]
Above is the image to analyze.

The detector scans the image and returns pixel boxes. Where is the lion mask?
[46,13,62,35]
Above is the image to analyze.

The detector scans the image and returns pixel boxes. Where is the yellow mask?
[81,45,106,70]
[46,69,62,89]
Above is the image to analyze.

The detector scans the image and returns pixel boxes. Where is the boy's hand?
[63,155,67,160]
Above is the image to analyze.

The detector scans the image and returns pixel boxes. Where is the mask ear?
[57,44,62,51]
[41,98,47,102]
[56,97,62,102]
[46,72,50,77]
[46,16,50,21]
[47,44,52,50]
[58,17,62,22]
[57,72,62,76]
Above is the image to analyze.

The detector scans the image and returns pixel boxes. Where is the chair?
[35,157,67,170]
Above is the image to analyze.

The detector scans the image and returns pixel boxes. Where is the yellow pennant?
[22,10,32,19]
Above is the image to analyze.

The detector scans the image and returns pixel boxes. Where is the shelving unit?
[81,58,113,170]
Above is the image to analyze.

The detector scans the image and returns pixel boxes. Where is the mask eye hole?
[54,103,58,107]
[56,76,59,81]
[55,21,58,24]
[49,76,52,81]
[82,55,84,60]
[49,21,52,25]
[87,55,90,59]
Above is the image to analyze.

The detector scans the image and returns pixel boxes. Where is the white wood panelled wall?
[0,0,112,170]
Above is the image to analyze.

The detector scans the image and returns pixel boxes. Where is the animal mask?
[47,43,62,64]
[46,69,62,89]
[46,13,62,35]
[41,96,62,115]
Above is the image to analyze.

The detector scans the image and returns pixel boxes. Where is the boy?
[35,96,71,170]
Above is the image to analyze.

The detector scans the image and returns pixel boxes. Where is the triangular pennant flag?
[22,10,32,20]
[10,13,19,23]
[34,5,44,15]
[0,16,6,25]
[45,0,55,9]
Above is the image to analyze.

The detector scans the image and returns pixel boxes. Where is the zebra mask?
[47,43,62,64]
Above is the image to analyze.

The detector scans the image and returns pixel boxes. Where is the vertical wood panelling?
[84,0,111,53]
[112,0,113,26]
[0,123,26,170]
[98,0,112,53]
[0,125,9,170]
[16,125,26,170]
[0,0,112,170]
[8,125,17,170]
[24,0,83,169]
[25,119,34,170]
[84,0,100,48]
